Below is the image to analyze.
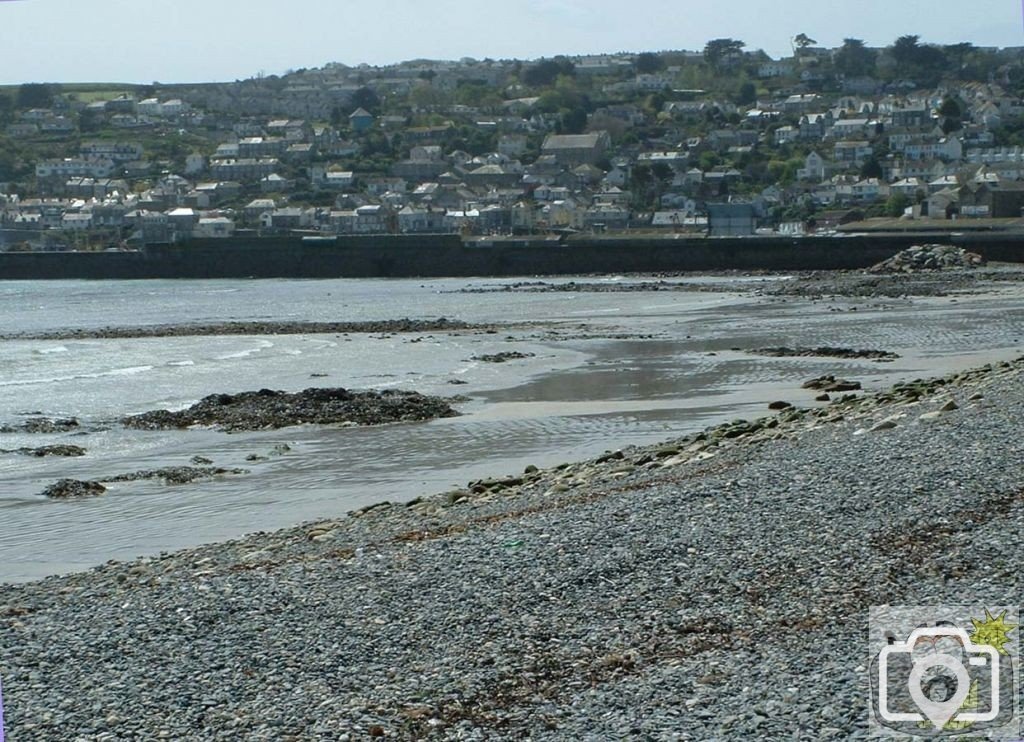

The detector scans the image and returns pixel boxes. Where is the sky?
[0,0,1022,85]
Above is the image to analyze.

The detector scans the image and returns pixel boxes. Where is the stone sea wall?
[1,232,1024,279]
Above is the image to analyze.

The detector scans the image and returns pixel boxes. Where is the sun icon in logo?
[969,609,1018,656]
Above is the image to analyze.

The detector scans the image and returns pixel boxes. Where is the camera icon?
[878,625,1001,730]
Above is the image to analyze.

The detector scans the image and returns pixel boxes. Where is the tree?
[884,192,910,217]
[350,87,381,116]
[938,97,961,118]
[635,52,665,74]
[860,157,883,179]
[703,38,745,70]
[78,108,102,133]
[734,81,757,106]
[834,38,876,78]
[522,58,575,87]
[16,83,58,109]
[892,35,921,66]
[890,35,947,86]
[793,33,817,53]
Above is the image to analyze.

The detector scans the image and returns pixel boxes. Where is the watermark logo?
[870,605,1019,738]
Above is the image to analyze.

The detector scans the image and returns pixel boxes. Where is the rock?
[753,346,899,361]
[919,411,943,422]
[815,394,831,402]
[191,456,214,465]
[42,479,107,499]
[470,351,536,364]
[105,467,248,485]
[122,387,460,433]
[940,400,959,412]
[870,419,898,432]
[869,244,986,274]
[2,417,81,434]
[970,392,985,401]
[1,445,87,458]
[802,375,862,393]
[768,401,792,411]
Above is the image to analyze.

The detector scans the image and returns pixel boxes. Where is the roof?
[542,133,607,151]
[349,108,374,119]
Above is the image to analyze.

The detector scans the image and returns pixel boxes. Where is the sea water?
[1,277,1023,582]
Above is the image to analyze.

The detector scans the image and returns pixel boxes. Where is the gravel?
[1,360,1022,739]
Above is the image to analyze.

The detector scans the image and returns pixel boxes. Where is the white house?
[797,152,827,181]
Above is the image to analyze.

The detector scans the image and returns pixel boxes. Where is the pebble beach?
[1,351,1022,740]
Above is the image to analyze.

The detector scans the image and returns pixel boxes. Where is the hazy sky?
[1,0,1022,84]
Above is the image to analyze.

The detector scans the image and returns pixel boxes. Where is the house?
[79,142,144,163]
[797,152,828,181]
[774,126,799,145]
[707,203,755,236]
[799,112,834,140]
[890,177,925,199]
[833,141,874,165]
[260,173,293,193]
[166,207,199,240]
[959,181,1024,218]
[783,94,820,113]
[540,131,611,167]
[209,158,279,181]
[498,134,528,157]
[397,205,446,233]
[903,136,963,162]
[243,198,278,223]
[926,187,959,218]
[194,217,236,239]
[184,154,206,176]
[583,203,630,230]
[758,61,794,79]
[828,118,872,140]
[330,205,391,234]
[349,108,375,133]
[36,158,117,180]
[851,178,887,202]
[311,167,356,190]
[262,207,316,231]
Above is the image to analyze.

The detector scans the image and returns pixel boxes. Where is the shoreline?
[1,356,1022,738]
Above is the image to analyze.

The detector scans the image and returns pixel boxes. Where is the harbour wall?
[1,232,1024,279]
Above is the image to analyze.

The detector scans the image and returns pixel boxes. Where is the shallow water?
[1,277,1022,583]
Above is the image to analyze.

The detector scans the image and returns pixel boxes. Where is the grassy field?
[0,83,142,103]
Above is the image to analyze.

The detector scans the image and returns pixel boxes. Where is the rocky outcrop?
[122,387,460,433]
[753,346,899,361]
[0,417,80,434]
[6,318,483,341]
[42,479,106,499]
[802,375,862,393]
[471,352,536,363]
[0,445,87,458]
[869,245,985,273]
[105,467,248,485]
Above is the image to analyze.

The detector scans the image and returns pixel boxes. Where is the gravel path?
[1,360,1022,740]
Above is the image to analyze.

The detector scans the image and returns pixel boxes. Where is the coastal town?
[3,35,1024,248]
